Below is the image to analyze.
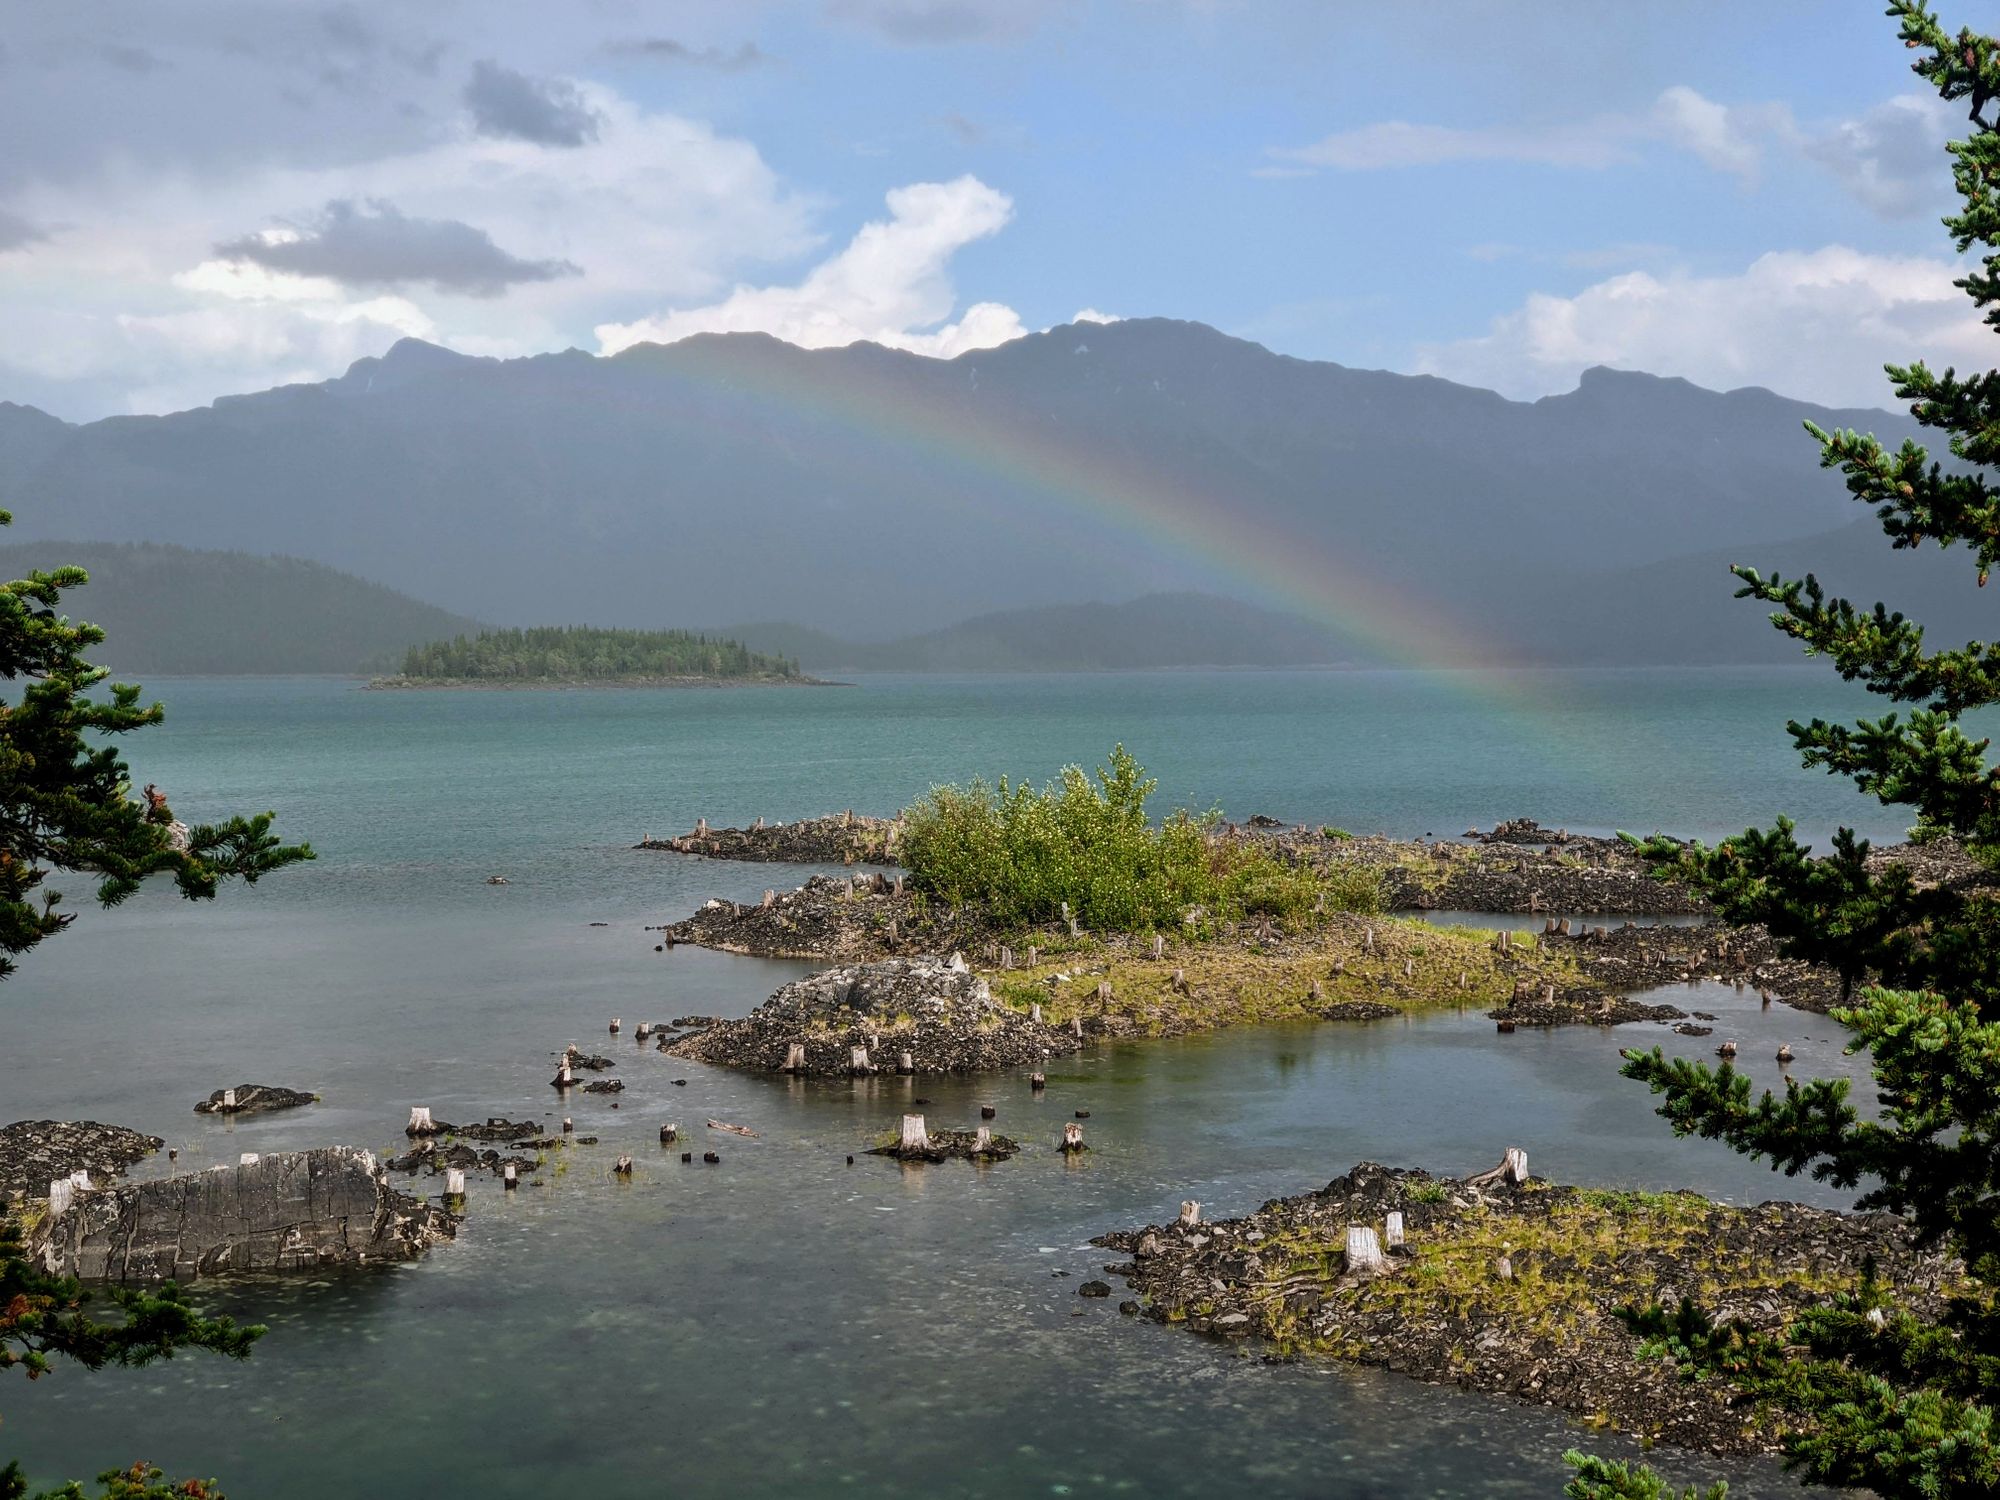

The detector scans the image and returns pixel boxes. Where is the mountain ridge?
[0,317,1936,662]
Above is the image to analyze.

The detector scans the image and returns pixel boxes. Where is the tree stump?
[783,1042,807,1073]
[1000,945,1014,970]
[614,1155,634,1176]
[1151,934,1165,960]
[897,1051,915,1075]
[406,1106,436,1136]
[444,1168,466,1197]
[1031,1003,1042,1023]
[974,1125,992,1154]
[1178,1200,1201,1227]
[552,1062,574,1089]
[851,1045,872,1075]
[1059,1121,1085,1153]
[504,1163,518,1189]
[1385,1210,1405,1250]
[221,1088,238,1112]
[761,890,775,909]
[1030,1072,1046,1091]
[609,1018,622,1035]
[1309,978,1324,1002]
[900,1114,930,1154]
[659,1123,678,1143]
[563,1117,574,1133]
[1344,1225,1387,1275]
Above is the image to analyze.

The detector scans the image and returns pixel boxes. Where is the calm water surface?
[2,670,1901,1497]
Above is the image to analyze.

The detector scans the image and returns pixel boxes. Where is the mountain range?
[0,317,1982,669]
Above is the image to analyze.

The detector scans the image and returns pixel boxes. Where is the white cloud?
[0,85,818,415]
[1650,85,1784,182]
[1270,117,1629,172]
[1071,308,1120,324]
[1271,84,1937,205]
[597,175,1025,358]
[1416,246,1990,408]
[1805,92,1957,218]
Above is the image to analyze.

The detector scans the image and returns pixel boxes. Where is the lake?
[1,669,1903,1497]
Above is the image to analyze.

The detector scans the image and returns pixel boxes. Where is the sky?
[1,0,1992,421]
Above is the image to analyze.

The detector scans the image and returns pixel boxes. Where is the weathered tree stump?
[1344,1225,1387,1275]
[609,1018,622,1035]
[1030,1003,1042,1023]
[1059,1121,1086,1154]
[1776,1044,1795,1064]
[1385,1210,1405,1250]
[1150,934,1165,960]
[552,1062,574,1089]
[783,1042,807,1073]
[974,1125,993,1154]
[1178,1200,1201,1227]
[503,1163,518,1189]
[406,1106,437,1137]
[900,1114,930,1154]
[850,1045,873,1075]
[659,1123,678,1143]
[1030,1072,1046,1092]
[614,1155,634,1176]
[444,1168,466,1198]
[897,1051,915,1075]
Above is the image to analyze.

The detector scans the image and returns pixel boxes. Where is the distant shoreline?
[364,673,850,692]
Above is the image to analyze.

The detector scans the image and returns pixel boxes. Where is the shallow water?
[1,671,1892,1496]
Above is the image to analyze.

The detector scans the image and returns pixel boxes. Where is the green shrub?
[900,746,1377,932]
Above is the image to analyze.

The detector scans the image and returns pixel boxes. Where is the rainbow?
[615,332,1525,681]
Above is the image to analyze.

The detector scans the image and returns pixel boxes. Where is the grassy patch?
[979,915,1575,1036]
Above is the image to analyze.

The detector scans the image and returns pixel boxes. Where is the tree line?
[397,626,801,682]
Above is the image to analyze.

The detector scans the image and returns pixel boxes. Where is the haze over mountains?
[1,317,1986,671]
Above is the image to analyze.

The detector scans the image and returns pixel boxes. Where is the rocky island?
[1095,1159,1957,1457]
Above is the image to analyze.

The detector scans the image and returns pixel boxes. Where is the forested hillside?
[0,540,484,674]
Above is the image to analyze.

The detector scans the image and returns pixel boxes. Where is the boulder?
[193,1084,318,1116]
[30,1146,458,1282]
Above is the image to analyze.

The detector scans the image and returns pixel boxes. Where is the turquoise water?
[1,670,1902,1497]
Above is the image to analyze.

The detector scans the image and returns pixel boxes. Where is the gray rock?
[193,1084,318,1116]
[662,955,1082,1076]
[0,1120,163,1208]
[31,1146,458,1282]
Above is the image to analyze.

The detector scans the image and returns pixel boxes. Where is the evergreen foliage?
[899,745,1376,931]
[0,513,307,1492]
[396,625,801,683]
[1585,6,2000,1495]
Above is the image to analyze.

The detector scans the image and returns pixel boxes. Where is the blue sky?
[0,0,1986,418]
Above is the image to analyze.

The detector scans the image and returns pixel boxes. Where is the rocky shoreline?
[657,870,1843,1034]
[1095,1160,1957,1458]
[366,673,840,691]
[0,1119,165,1210]
[661,955,1084,1074]
[638,813,901,866]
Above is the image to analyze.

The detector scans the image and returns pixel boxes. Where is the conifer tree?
[1568,5,2000,1495]
[0,513,310,1497]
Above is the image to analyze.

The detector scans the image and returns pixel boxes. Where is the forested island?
[373,625,814,688]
